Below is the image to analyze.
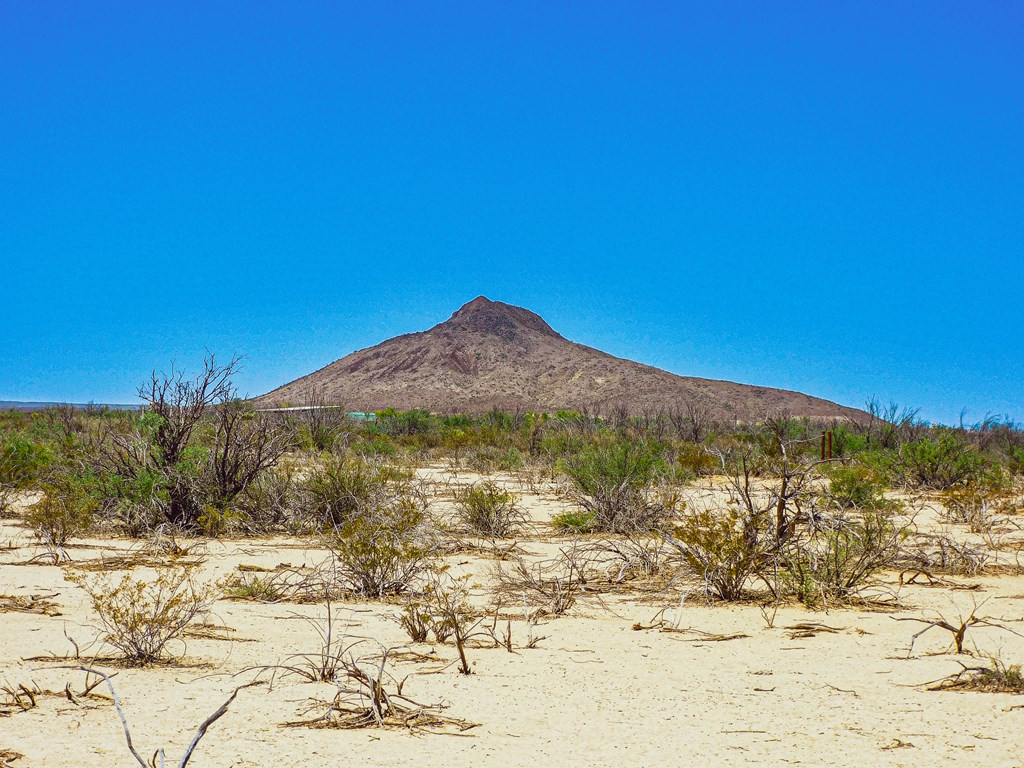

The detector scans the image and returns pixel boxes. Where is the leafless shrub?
[782,511,911,605]
[894,598,1023,656]
[577,535,674,586]
[492,546,586,617]
[904,532,992,576]
[284,645,476,731]
[927,654,1024,693]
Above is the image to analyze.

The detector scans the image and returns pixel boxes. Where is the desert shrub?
[304,456,411,529]
[674,442,718,477]
[0,434,54,491]
[939,468,1011,532]
[398,571,480,672]
[326,493,434,597]
[894,431,988,490]
[826,464,896,510]
[454,481,527,537]
[234,465,299,532]
[666,506,774,600]
[561,441,674,533]
[492,548,585,616]
[68,565,214,664]
[782,512,909,605]
[25,473,99,548]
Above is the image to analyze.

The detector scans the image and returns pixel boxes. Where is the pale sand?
[2,471,1023,767]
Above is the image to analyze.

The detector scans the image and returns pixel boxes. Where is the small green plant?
[454,481,527,538]
[68,565,215,664]
[551,509,598,534]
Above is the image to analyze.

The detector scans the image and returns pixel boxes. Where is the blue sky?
[1,2,1020,424]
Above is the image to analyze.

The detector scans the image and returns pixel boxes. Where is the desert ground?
[2,467,1023,768]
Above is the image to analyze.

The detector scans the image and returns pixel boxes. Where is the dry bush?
[929,655,1024,693]
[453,481,527,538]
[894,599,1022,656]
[222,563,341,603]
[284,645,476,731]
[577,535,674,586]
[665,506,774,600]
[492,546,586,616]
[782,511,911,605]
[904,532,992,576]
[68,565,215,664]
[396,570,493,673]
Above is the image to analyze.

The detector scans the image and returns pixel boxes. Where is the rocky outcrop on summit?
[257,297,863,420]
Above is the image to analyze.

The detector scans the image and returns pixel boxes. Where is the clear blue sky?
[1,2,1021,424]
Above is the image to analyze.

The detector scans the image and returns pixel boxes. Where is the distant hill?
[0,401,139,412]
[256,297,865,421]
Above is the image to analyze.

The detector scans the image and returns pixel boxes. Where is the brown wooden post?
[827,430,833,459]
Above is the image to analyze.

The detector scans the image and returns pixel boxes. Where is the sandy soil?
[2,470,1023,767]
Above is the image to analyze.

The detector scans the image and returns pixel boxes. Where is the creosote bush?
[667,506,773,600]
[68,565,215,664]
[454,481,526,538]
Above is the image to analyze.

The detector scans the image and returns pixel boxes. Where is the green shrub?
[25,473,99,548]
[326,494,434,597]
[667,506,773,600]
[454,481,527,537]
[826,464,897,510]
[304,456,411,529]
[0,435,53,490]
[895,431,988,490]
[561,441,673,533]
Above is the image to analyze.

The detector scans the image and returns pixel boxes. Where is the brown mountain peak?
[437,296,562,341]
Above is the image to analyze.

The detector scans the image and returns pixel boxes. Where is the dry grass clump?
[67,565,215,665]
[0,593,61,616]
[221,563,343,603]
[283,645,476,732]
[928,656,1024,693]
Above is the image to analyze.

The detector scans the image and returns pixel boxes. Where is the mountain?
[256,297,864,420]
